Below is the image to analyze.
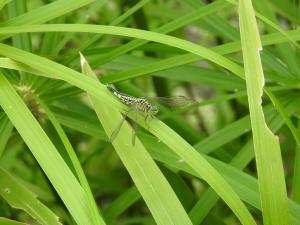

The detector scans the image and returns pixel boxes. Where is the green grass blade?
[239,1,291,224]
[263,88,300,205]
[0,74,94,225]
[0,217,27,225]
[80,53,193,225]
[0,24,244,77]
[188,96,299,224]
[100,29,300,85]
[39,100,105,225]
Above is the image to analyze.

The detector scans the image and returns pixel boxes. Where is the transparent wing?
[146,96,195,108]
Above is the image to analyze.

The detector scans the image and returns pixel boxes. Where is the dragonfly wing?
[147,96,195,108]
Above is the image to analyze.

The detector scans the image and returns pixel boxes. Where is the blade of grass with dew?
[38,100,105,225]
[0,74,96,225]
[0,167,61,225]
[80,53,194,225]
[239,1,291,224]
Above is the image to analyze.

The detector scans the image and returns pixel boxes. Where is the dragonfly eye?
[151,105,159,114]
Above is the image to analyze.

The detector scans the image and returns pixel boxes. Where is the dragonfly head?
[149,104,159,116]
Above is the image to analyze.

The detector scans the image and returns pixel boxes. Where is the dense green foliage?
[0,0,299,225]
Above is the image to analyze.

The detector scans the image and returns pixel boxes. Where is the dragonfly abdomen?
[107,85,137,105]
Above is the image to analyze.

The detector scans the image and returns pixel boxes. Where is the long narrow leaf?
[239,1,291,224]
[80,53,193,225]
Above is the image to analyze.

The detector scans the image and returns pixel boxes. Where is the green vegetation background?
[0,0,299,225]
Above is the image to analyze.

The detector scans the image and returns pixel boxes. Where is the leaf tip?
[79,51,87,68]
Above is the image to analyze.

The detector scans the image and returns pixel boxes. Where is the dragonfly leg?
[144,114,152,131]
[110,107,134,143]
[131,105,138,146]
[144,114,148,129]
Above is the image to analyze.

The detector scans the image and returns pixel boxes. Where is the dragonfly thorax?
[136,99,159,115]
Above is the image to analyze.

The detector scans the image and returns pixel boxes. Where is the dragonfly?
[107,85,193,145]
